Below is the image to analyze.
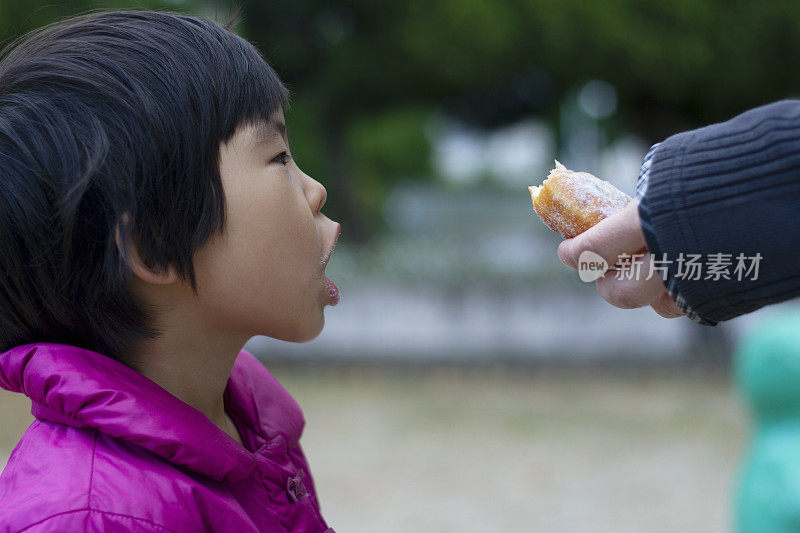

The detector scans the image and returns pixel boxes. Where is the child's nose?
[304,173,327,214]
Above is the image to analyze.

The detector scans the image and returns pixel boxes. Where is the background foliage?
[1,0,798,239]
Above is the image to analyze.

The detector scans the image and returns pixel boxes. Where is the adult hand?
[556,200,685,318]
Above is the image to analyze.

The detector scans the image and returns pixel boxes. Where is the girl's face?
[192,109,341,343]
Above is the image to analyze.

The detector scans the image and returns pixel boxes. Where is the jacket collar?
[0,342,305,482]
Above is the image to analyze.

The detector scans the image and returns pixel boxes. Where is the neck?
[123,275,250,446]
[129,333,248,446]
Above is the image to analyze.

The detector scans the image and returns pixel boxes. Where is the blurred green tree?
[2,0,799,240]
[232,0,800,241]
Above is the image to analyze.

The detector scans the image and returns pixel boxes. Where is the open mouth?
[322,224,341,268]
[322,224,341,306]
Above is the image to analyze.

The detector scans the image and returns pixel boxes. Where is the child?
[0,9,339,532]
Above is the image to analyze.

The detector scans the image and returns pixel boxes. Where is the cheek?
[193,185,322,335]
[254,193,320,288]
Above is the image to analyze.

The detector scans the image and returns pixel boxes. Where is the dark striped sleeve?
[635,142,660,201]
[636,142,715,325]
[636,99,800,325]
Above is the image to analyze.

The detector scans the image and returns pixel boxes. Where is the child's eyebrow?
[251,119,288,149]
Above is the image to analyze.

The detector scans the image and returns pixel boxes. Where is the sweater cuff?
[637,194,718,326]
[635,143,715,325]
[639,134,724,325]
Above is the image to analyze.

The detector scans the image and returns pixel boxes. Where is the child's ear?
[114,212,179,285]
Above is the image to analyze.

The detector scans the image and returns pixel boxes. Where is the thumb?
[557,200,646,270]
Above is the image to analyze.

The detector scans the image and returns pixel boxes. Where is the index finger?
[557,200,647,270]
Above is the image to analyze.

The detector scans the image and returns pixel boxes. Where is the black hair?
[0,9,289,369]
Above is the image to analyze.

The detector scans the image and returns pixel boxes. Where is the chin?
[280,315,325,344]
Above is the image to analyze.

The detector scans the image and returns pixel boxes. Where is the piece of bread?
[528,160,631,238]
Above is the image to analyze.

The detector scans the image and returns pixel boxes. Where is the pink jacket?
[0,342,333,532]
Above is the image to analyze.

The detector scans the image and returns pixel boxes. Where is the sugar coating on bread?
[529,160,630,238]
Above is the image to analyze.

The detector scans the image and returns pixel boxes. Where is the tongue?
[324,276,340,305]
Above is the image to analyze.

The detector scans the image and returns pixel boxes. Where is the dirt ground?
[0,367,747,533]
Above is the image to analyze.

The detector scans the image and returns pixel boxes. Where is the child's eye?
[272,151,293,166]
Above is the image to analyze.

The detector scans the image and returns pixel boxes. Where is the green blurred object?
[734,310,800,533]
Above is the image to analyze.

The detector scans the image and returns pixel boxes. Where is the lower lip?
[323,276,340,306]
